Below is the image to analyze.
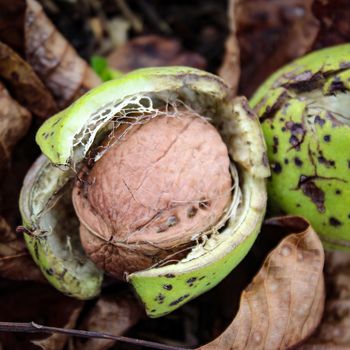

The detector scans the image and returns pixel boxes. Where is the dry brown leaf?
[0,41,57,118]
[0,84,42,281]
[107,35,206,73]
[74,293,144,350]
[0,283,84,350]
[218,0,240,93]
[0,81,41,281]
[198,216,325,350]
[299,251,350,349]
[224,0,319,97]
[25,0,101,108]
[0,81,31,168]
[31,303,83,350]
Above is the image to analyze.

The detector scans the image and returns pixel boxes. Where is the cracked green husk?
[251,43,350,250]
[20,66,269,317]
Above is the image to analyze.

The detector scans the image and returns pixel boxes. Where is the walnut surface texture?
[72,111,232,279]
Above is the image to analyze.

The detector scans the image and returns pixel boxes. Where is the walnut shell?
[72,112,232,279]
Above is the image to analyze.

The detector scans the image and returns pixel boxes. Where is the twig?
[0,321,187,350]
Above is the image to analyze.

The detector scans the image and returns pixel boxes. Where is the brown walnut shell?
[72,111,232,279]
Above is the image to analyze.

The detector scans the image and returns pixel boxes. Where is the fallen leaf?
[198,216,325,350]
[0,81,42,281]
[25,0,101,108]
[0,91,43,282]
[31,303,82,350]
[107,35,206,73]
[218,0,240,93]
[0,41,57,118]
[299,251,350,349]
[225,0,319,97]
[74,293,144,350]
[0,81,31,168]
[0,282,83,350]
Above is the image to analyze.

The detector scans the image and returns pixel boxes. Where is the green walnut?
[251,43,350,251]
[20,66,269,317]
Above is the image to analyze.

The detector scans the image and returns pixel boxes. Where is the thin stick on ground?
[0,321,187,350]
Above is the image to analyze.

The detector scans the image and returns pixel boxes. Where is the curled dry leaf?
[74,293,144,350]
[222,0,319,96]
[0,41,57,118]
[198,216,325,350]
[0,81,31,168]
[218,0,240,94]
[0,283,84,350]
[107,35,206,73]
[25,0,101,108]
[0,81,42,281]
[299,251,350,349]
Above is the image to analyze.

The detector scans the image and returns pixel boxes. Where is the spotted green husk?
[251,43,350,250]
[19,155,103,299]
[21,66,269,317]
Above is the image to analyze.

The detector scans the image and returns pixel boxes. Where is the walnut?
[72,111,232,279]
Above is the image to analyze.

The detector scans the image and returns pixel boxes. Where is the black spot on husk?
[154,293,165,304]
[315,116,325,127]
[298,176,325,213]
[46,268,54,276]
[186,277,197,287]
[169,294,190,307]
[272,162,282,174]
[329,217,342,227]
[294,157,303,167]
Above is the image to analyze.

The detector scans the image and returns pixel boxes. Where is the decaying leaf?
[31,303,83,350]
[222,0,319,97]
[0,41,57,118]
[218,0,240,93]
[0,81,41,281]
[299,251,350,349]
[74,293,144,350]
[107,35,206,73]
[0,81,31,168]
[25,0,101,108]
[198,216,325,350]
[0,283,83,350]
